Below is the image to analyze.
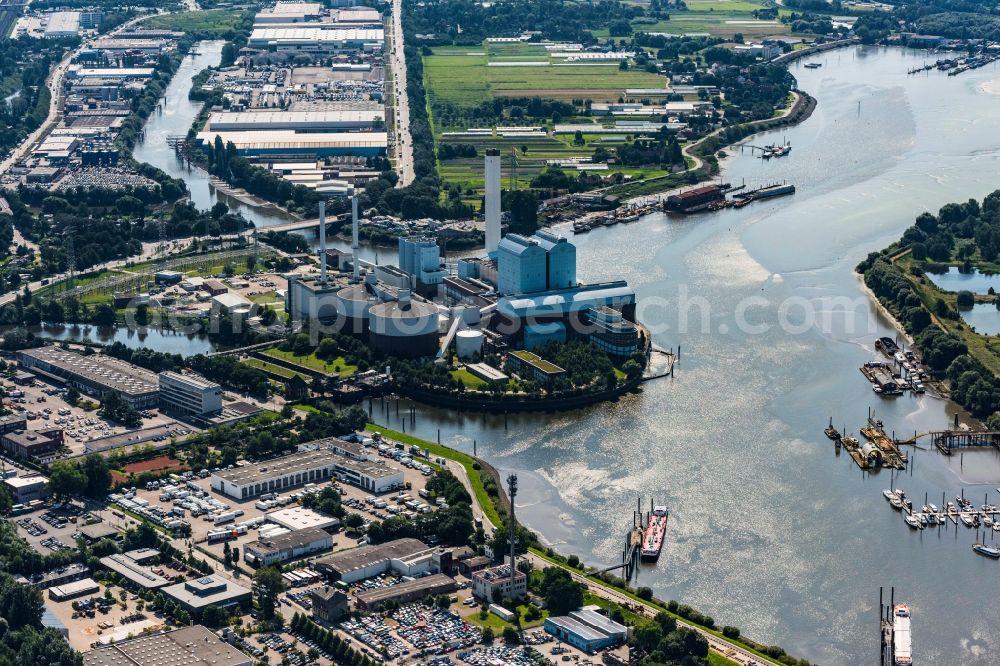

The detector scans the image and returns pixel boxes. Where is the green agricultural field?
[609,0,789,38]
[438,130,667,198]
[423,42,665,109]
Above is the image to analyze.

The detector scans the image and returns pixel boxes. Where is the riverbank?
[364,423,794,666]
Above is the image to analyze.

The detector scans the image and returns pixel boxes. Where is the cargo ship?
[751,183,795,199]
[640,505,669,561]
[893,603,912,666]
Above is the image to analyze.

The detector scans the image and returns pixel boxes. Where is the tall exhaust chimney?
[485,148,501,254]
[351,188,360,282]
[319,200,327,284]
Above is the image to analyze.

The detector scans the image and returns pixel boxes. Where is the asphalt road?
[388,0,414,186]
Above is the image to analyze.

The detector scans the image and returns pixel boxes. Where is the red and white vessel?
[640,505,669,561]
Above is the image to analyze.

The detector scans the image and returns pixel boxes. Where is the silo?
[368,293,439,358]
[455,330,484,360]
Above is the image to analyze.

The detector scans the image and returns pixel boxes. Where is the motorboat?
[973,543,1000,558]
[891,495,905,510]
[884,489,897,501]
[961,513,976,528]
[903,513,922,529]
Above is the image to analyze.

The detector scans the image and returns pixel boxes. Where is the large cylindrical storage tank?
[335,283,375,336]
[369,297,439,358]
[455,329,484,359]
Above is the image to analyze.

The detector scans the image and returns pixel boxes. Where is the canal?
[366,47,1000,665]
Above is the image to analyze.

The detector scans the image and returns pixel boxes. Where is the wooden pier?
[861,417,908,470]
[932,430,1000,455]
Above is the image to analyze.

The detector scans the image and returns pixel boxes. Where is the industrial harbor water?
[368,47,1000,664]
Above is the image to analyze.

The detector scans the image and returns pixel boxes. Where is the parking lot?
[44,580,165,651]
[4,376,178,457]
[12,500,97,555]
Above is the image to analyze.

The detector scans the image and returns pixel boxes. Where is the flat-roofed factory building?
[161,575,251,616]
[244,527,333,567]
[83,625,252,666]
[18,347,159,409]
[210,447,403,500]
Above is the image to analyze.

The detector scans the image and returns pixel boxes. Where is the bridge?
[261,214,348,235]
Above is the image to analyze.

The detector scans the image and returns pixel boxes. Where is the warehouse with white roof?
[205,110,384,132]
[248,27,384,51]
[196,130,387,157]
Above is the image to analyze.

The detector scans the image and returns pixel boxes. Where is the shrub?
[637,587,653,601]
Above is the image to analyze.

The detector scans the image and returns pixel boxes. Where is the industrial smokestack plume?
[485,148,501,254]
[351,188,360,281]
[319,200,327,284]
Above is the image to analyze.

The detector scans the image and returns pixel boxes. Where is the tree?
[82,454,112,498]
[956,290,975,308]
[201,604,227,628]
[65,386,80,406]
[48,460,86,498]
[482,627,495,644]
[539,567,583,616]
[253,566,284,620]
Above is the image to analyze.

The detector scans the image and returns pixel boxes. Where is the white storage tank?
[455,329,484,359]
[335,282,376,335]
[369,291,439,358]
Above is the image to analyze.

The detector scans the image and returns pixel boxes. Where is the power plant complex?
[284,153,639,361]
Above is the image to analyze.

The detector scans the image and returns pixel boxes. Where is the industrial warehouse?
[17,347,160,409]
[16,347,225,415]
[210,444,404,499]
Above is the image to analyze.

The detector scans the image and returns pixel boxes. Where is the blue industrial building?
[544,608,629,653]
[497,234,548,296]
[496,230,577,296]
[398,236,447,287]
[533,229,576,290]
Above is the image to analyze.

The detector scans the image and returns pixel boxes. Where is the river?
[363,47,1000,665]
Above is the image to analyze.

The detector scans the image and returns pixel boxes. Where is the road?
[388,0,414,186]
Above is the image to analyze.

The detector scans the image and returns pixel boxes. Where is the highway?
[388,0,414,186]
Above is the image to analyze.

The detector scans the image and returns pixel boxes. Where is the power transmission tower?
[507,474,518,592]
[509,148,518,191]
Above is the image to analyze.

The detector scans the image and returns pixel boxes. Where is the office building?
[506,351,566,383]
[310,586,349,623]
[580,306,640,360]
[161,576,252,616]
[18,347,160,409]
[472,564,527,602]
[83,626,251,666]
[244,527,333,567]
[398,236,447,287]
[1,427,64,461]
[544,608,629,653]
[158,371,223,417]
[3,474,48,503]
[211,448,403,500]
